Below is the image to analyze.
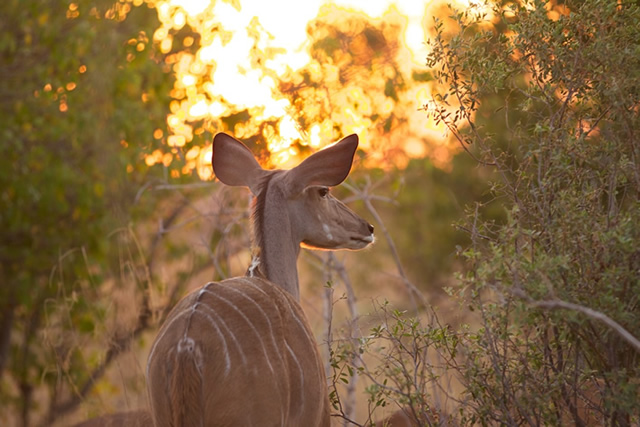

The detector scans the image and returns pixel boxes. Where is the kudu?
[372,409,421,427]
[146,133,374,426]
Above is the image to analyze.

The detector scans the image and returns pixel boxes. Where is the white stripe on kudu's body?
[146,133,374,426]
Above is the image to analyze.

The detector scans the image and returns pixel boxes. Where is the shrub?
[422,0,640,424]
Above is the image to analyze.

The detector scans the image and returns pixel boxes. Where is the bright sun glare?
[148,0,463,178]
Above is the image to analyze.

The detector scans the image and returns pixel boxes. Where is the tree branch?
[45,200,188,425]
[344,179,428,310]
[530,298,640,354]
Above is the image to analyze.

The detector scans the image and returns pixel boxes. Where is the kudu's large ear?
[286,134,359,193]
[211,133,267,194]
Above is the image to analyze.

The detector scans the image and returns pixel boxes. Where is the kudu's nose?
[368,223,374,234]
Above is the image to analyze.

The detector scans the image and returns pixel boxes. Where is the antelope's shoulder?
[200,277,306,319]
[214,277,301,307]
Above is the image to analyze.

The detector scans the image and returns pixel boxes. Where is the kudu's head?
[211,132,374,253]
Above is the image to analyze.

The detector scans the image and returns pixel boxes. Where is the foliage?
[422,0,640,424]
[276,5,438,167]
[5,0,639,425]
[328,0,640,425]
[329,301,460,426]
[150,1,452,176]
[0,0,173,424]
[386,152,503,292]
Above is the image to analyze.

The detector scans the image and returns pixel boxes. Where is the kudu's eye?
[318,187,329,198]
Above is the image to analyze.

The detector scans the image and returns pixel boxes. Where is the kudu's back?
[146,277,329,426]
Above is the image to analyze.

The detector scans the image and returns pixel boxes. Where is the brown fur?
[146,278,331,426]
[377,410,419,427]
[169,338,204,426]
[147,133,372,426]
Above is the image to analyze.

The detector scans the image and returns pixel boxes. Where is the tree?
[0,0,172,424]
[425,0,640,423]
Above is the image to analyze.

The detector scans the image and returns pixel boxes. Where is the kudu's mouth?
[348,231,375,249]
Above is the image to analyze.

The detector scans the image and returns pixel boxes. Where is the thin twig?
[347,178,428,310]
[45,201,187,425]
[529,298,640,354]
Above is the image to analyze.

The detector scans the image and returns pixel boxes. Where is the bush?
[425,0,640,424]
[330,0,640,425]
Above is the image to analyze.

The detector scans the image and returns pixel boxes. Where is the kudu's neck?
[251,174,301,300]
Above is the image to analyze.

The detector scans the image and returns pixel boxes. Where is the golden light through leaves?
[147,0,462,177]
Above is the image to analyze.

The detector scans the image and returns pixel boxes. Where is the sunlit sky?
[148,0,463,176]
[175,0,427,112]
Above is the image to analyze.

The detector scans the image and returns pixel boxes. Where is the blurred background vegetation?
[1,0,638,425]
